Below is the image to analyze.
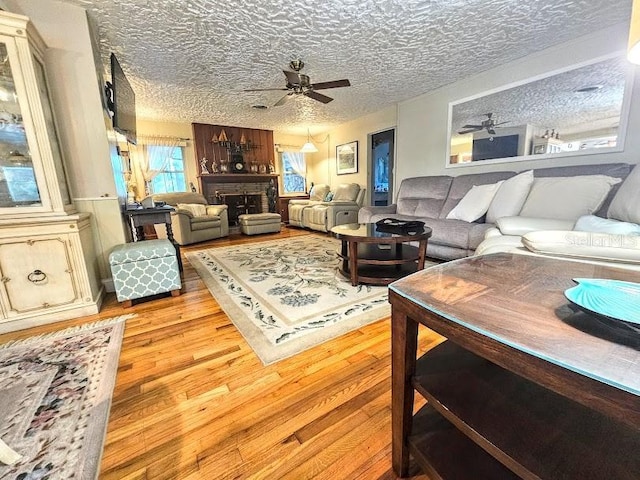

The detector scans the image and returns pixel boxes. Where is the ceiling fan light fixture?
[300,129,318,153]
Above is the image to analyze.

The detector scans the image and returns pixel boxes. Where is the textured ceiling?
[56,0,632,135]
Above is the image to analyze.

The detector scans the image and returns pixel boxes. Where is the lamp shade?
[300,128,318,153]
[300,141,318,153]
[629,0,640,64]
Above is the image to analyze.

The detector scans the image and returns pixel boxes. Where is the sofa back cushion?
[607,164,640,223]
[152,192,207,206]
[438,171,515,219]
[332,183,360,202]
[519,175,621,221]
[531,162,630,217]
[309,184,331,202]
[396,176,453,218]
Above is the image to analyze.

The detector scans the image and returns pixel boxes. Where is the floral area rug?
[0,315,132,480]
[186,235,391,364]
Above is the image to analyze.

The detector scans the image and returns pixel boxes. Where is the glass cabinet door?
[32,54,70,206]
[0,42,41,208]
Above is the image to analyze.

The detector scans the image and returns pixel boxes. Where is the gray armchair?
[147,192,229,245]
[303,183,366,232]
[287,184,331,227]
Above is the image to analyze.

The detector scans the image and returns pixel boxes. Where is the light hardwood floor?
[0,226,443,479]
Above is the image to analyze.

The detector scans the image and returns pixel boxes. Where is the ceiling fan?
[458,113,510,135]
[244,59,351,106]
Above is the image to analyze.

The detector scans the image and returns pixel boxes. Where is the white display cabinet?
[0,11,101,332]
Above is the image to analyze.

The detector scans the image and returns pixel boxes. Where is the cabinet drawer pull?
[27,269,47,284]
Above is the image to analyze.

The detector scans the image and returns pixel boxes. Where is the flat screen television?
[472,135,519,161]
[108,53,137,145]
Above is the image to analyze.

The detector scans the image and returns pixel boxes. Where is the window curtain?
[283,151,306,177]
[131,135,180,196]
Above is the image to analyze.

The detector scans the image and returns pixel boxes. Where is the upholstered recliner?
[148,192,229,245]
[287,184,331,227]
[303,183,366,232]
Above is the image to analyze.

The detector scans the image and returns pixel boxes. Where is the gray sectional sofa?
[358,163,631,261]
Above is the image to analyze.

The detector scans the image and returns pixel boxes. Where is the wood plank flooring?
[0,227,443,479]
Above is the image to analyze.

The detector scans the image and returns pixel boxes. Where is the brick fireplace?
[199,175,279,225]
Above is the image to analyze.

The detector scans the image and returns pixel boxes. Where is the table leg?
[391,308,418,477]
[348,240,358,286]
[341,240,349,275]
[135,225,145,241]
[417,239,427,270]
[165,221,183,272]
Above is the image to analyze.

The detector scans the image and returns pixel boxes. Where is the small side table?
[123,205,182,271]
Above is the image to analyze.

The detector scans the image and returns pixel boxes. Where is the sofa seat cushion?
[574,215,640,235]
[522,230,640,264]
[191,215,222,230]
[475,235,525,256]
[421,218,493,250]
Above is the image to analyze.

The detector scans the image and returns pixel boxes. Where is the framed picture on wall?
[336,141,358,175]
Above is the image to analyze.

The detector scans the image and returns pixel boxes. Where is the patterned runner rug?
[0,315,132,480]
[186,235,392,365]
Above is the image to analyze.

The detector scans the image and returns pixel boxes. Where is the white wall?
[397,23,640,194]
[308,106,397,201]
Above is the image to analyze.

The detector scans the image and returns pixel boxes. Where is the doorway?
[369,129,394,206]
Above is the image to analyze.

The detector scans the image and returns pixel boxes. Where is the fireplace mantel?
[198,174,279,183]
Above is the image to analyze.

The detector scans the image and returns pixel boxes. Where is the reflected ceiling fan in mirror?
[244,59,351,107]
[458,113,510,135]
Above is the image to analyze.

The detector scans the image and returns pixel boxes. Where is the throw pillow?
[324,192,334,202]
[446,181,503,223]
[177,203,207,217]
[607,164,640,224]
[522,230,640,264]
[574,215,640,235]
[486,170,534,224]
[519,175,621,221]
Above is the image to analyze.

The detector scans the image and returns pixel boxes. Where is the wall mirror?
[447,54,634,167]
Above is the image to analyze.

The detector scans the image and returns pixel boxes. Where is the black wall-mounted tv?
[108,53,137,145]
[472,134,519,161]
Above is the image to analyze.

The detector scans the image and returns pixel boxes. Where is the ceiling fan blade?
[310,79,351,90]
[274,93,293,107]
[304,90,333,104]
[492,121,510,126]
[458,128,480,135]
[244,88,289,92]
[283,70,301,85]
[462,124,482,129]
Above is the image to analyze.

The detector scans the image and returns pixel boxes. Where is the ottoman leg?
[122,300,133,308]
[171,289,181,297]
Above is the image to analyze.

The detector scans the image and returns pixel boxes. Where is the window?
[280,151,306,194]
[149,146,186,193]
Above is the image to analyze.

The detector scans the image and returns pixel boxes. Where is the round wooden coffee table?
[330,223,432,286]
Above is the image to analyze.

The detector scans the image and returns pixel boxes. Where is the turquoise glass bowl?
[565,278,640,325]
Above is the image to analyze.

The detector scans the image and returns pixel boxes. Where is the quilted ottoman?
[238,213,282,235]
[109,239,181,307]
